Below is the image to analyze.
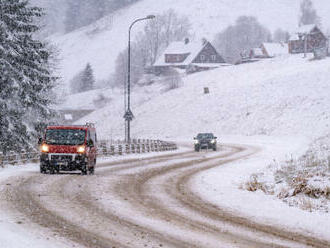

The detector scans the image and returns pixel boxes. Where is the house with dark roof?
[289,24,327,54]
[152,38,227,74]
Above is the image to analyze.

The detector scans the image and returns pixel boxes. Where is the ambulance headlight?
[77,145,86,154]
[41,144,49,153]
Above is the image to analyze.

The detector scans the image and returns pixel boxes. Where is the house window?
[211,55,216,61]
[165,54,170,63]
[200,55,205,61]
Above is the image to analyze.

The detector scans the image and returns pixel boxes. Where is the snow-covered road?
[0,139,329,247]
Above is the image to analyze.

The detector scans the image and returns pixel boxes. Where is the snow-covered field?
[75,54,330,142]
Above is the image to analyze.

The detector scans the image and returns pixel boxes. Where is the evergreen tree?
[64,0,142,33]
[70,63,95,93]
[64,0,80,33]
[299,0,320,26]
[81,63,95,92]
[64,0,110,33]
[0,0,57,153]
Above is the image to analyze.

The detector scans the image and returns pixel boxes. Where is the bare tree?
[273,28,290,43]
[214,16,271,63]
[112,46,144,88]
[137,9,191,65]
[111,9,191,88]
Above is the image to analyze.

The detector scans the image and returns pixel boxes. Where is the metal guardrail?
[0,139,177,167]
[97,139,177,157]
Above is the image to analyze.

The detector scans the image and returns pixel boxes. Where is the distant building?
[152,38,227,74]
[249,43,288,59]
[288,24,327,54]
[58,109,94,124]
[250,48,267,59]
[260,42,288,57]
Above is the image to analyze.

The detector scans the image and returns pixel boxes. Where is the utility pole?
[304,33,308,58]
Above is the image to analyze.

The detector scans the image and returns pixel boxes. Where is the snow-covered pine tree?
[81,63,95,92]
[0,0,57,153]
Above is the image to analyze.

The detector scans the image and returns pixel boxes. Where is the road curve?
[1,144,329,248]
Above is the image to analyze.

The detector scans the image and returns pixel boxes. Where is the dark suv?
[194,133,217,151]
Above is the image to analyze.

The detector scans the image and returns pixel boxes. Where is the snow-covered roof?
[296,24,317,34]
[163,41,202,55]
[64,114,73,120]
[289,33,300,41]
[153,40,204,67]
[153,39,222,67]
[289,24,322,41]
[262,43,288,57]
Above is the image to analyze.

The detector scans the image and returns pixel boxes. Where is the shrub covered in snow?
[244,135,330,212]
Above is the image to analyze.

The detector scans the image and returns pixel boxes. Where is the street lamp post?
[124,15,155,143]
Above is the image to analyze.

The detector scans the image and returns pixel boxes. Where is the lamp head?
[146,15,156,19]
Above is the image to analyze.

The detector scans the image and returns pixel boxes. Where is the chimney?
[202,38,207,45]
[184,38,189,44]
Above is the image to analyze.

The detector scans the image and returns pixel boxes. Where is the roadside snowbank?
[244,134,330,213]
[191,135,330,241]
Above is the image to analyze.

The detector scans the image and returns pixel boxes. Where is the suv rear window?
[45,129,86,145]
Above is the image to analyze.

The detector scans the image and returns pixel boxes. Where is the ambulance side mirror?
[87,139,94,147]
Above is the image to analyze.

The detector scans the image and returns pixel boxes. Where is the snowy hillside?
[51,0,330,89]
[76,54,330,143]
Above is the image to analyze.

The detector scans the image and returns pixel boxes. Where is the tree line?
[0,0,57,153]
[31,0,143,35]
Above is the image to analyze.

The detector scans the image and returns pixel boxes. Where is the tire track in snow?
[2,144,329,247]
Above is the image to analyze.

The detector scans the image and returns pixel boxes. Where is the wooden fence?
[0,139,177,167]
